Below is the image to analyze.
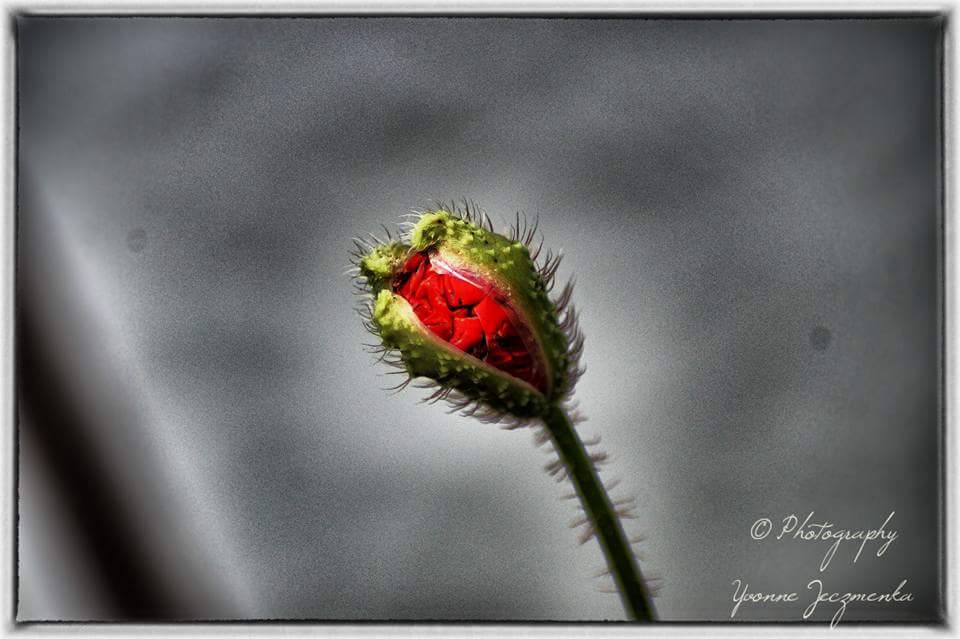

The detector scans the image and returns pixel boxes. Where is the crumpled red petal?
[393,251,546,393]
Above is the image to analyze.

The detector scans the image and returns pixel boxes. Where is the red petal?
[473,296,509,337]
[444,275,486,308]
[450,316,484,353]
[392,251,546,392]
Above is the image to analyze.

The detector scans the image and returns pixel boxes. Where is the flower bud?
[353,204,583,422]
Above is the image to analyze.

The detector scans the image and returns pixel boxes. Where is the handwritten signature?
[730,578,914,627]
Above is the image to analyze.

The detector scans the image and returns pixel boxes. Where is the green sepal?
[358,241,410,292]
[373,289,548,418]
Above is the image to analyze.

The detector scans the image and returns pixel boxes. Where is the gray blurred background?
[17,17,941,622]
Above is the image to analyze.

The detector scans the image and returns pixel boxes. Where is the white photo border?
[1,5,951,638]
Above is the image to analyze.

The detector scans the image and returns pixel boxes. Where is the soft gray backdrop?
[17,17,941,622]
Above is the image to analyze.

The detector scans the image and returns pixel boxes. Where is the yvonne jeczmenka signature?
[730,577,914,627]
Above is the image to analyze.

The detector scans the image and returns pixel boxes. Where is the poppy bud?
[352,203,583,423]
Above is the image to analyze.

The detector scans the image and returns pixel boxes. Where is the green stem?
[543,404,656,622]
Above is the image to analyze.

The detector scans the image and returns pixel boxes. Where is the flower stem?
[543,404,656,621]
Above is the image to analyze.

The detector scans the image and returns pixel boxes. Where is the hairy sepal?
[372,289,548,419]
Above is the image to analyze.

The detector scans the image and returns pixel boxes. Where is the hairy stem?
[543,404,656,621]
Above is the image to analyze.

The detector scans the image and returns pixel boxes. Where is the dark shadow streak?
[16,176,191,620]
